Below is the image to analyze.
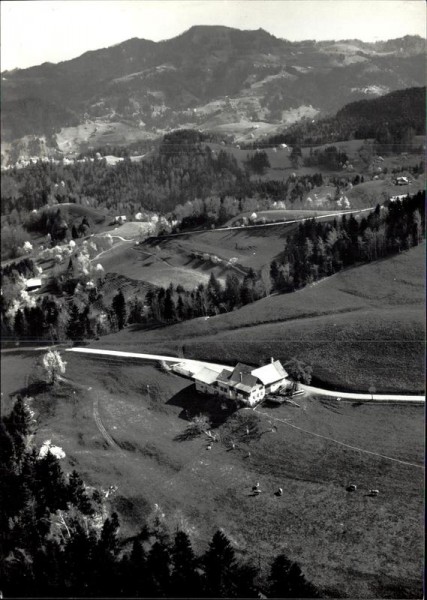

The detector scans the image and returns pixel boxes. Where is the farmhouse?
[25,277,42,292]
[193,358,289,407]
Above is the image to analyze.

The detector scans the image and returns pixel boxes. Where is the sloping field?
[56,120,158,154]
[169,222,297,271]
[94,244,425,393]
[347,177,424,206]
[7,351,422,598]
[96,243,229,289]
[93,220,305,289]
[225,208,348,226]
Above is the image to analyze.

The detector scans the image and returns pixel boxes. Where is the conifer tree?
[269,554,319,598]
[66,303,86,340]
[203,530,238,597]
[171,531,202,597]
[207,271,222,309]
[112,290,127,330]
[68,470,94,515]
[35,450,68,513]
[146,540,171,596]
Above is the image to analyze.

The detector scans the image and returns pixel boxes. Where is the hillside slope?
[267,86,426,146]
[93,244,425,393]
[1,27,424,154]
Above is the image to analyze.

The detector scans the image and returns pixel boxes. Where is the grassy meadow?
[2,349,423,598]
[94,244,425,393]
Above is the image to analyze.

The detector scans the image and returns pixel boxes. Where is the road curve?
[66,348,425,403]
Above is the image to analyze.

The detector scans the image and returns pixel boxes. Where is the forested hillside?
[1,27,424,153]
[268,87,425,146]
[0,394,318,598]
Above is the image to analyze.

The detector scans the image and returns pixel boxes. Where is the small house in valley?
[25,277,42,292]
[193,358,289,407]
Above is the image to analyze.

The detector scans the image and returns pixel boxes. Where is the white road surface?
[66,347,425,403]
[156,207,375,239]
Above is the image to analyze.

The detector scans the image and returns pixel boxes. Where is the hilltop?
[1,27,424,158]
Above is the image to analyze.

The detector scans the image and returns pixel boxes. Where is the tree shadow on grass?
[167,385,237,428]
[10,380,50,398]
[168,387,241,443]
[174,427,203,442]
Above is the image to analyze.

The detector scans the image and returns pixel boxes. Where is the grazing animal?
[253,488,262,495]
[369,489,379,496]
[246,451,251,458]
[252,482,260,491]
[277,488,283,496]
[347,484,357,492]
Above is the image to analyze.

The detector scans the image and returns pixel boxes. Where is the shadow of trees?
[167,385,238,427]
[11,380,50,399]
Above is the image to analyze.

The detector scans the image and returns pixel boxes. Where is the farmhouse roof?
[229,363,258,388]
[194,366,220,385]
[216,369,233,384]
[25,277,42,289]
[232,382,254,395]
[251,360,288,385]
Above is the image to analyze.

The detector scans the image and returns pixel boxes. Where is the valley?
[1,16,425,600]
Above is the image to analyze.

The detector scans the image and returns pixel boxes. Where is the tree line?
[2,193,423,344]
[270,192,424,292]
[142,270,267,325]
[1,394,319,598]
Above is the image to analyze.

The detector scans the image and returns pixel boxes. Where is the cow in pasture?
[369,489,379,496]
[346,484,357,492]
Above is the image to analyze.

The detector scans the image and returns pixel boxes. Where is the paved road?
[66,347,229,373]
[66,348,425,403]
[155,207,375,239]
[299,383,424,402]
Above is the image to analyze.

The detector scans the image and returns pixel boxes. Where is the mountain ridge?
[2,30,423,74]
[1,26,424,156]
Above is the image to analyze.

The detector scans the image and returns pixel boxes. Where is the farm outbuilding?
[395,176,409,186]
[194,366,222,395]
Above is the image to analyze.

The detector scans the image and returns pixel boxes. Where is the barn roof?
[193,366,219,385]
[252,361,288,385]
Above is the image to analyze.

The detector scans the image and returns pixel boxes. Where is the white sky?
[1,0,426,71]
